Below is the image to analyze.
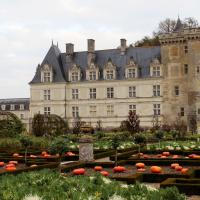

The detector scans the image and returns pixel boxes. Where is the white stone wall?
[30,78,163,128]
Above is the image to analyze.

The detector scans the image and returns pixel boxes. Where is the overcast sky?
[0,0,199,98]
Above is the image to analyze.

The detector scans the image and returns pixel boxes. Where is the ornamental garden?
[0,111,200,200]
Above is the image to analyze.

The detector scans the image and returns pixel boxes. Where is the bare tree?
[156,18,176,34]
[184,17,199,28]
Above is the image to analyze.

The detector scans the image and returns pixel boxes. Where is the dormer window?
[44,72,51,82]
[86,62,99,81]
[126,57,138,79]
[104,58,116,80]
[1,105,5,111]
[150,58,162,77]
[106,70,114,80]
[20,104,24,110]
[41,64,53,83]
[71,72,79,82]
[89,71,96,80]
[69,64,81,82]
[152,66,160,77]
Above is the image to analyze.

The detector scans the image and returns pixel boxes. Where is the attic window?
[71,72,79,82]
[44,72,51,82]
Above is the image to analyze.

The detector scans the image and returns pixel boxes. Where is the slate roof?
[173,17,184,32]
[30,44,161,84]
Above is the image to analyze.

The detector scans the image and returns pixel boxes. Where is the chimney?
[66,43,74,55]
[120,38,127,55]
[87,39,95,65]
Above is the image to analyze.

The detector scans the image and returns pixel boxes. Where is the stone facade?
[0,98,30,131]
[29,19,200,132]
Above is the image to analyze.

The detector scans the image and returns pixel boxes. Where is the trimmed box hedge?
[160,178,200,195]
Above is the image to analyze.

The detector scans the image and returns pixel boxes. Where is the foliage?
[49,137,68,155]
[0,112,24,137]
[19,135,33,165]
[0,169,186,200]
[32,114,68,137]
[125,111,140,134]
[134,36,160,47]
[154,130,164,140]
[111,135,121,166]
[134,133,147,145]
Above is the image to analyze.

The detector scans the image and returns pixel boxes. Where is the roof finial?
[57,42,59,47]
[51,39,54,46]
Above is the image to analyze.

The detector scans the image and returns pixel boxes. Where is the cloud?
[0,0,200,98]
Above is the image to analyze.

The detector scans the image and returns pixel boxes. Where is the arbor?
[72,116,82,136]
[125,111,140,134]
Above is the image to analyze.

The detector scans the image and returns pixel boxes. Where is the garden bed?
[160,178,200,195]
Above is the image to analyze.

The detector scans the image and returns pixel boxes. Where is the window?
[184,64,188,74]
[184,45,188,54]
[127,68,136,78]
[44,72,51,82]
[153,85,160,97]
[90,105,96,117]
[44,107,50,115]
[180,107,184,116]
[107,87,114,98]
[20,104,24,110]
[72,89,79,99]
[106,70,114,80]
[72,106,79,118]
[20,114,24,119]
[152,66,160,77]
[129,104,136,114]
[89,88,96,99]
[89,71,96,80]
[44,90,50,100]
[153,104,160,116]
[197,66,200,74]
[175,86,179,96]
[129,86,136,97]
[10,104,15,110]
[1,105,5,111]
[71,72,79,82]
[107,105,114,116]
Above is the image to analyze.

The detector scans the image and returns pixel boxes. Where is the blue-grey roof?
[30,44,161,83]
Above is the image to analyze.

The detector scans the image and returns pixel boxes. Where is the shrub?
[125,111,140,134]
[0,112,24,137]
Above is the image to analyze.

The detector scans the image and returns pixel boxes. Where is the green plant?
[155,130,164,149]
[49,137,68,172]
[111,135,120,166]
[19,135,33,165]
[134,133,147,153]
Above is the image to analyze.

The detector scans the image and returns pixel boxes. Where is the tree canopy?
[134,17,199,47]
